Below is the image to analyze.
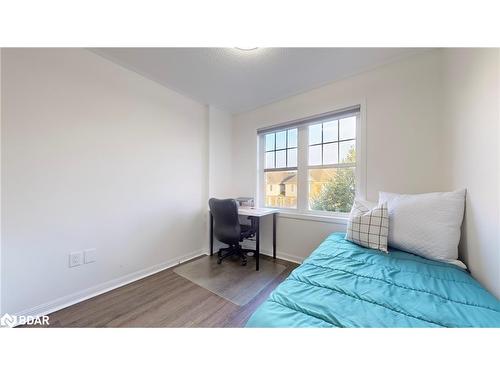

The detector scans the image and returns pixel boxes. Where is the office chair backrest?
[209,198,241,245]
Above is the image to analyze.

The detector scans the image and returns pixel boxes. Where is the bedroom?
[1,1,499,374]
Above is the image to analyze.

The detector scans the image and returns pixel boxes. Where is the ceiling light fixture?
[235,46,259,51]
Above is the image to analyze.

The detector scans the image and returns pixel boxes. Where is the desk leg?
[210,212,213,256]
[255,217,260,271]
[273,213,277,259]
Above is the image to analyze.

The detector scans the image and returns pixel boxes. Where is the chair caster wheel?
[241,261,247,266]
[217,259,222,265]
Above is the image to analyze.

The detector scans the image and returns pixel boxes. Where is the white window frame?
[257,102,366,220]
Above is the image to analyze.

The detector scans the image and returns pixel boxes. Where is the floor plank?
[36,254,297,328]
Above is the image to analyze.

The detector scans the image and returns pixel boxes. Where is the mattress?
[246,232,500,327]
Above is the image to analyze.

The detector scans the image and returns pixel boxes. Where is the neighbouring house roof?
[266,168,338,185]
[266,173,298,185]
[281,174,296,184]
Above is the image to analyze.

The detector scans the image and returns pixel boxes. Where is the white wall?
[441,48,500,298]
[207,105,234,251]
[208,105,233,199]
[232,50,446,262]
[1,49,209,314]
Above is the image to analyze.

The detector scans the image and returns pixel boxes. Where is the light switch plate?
[69,251,83,267]
[84,248,97,264]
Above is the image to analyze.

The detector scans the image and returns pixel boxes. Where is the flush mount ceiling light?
[234,46,259,51]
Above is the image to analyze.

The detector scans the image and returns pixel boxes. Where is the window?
[259,106,363,215]
[263,129,298,208]
[308,116,356,213]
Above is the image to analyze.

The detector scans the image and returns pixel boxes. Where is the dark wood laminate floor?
[41,255,298,328]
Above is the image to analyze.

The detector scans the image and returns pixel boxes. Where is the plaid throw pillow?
[345,200,389,252]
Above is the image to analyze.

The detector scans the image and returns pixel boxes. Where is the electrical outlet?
[84,248,96,264]
[69,251,83,267]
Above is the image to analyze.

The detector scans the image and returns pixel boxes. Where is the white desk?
[237,207,279,217]
[209,207,279,270]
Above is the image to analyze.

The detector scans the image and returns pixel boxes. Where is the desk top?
[237,207,279,217]
[208,206,278,217]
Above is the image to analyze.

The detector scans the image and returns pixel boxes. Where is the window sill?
[277,211,349,225]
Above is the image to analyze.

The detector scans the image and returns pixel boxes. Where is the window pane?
[323,120,338,142]
[308,144,322,166]
[265,151,275,169]
[265,133,275,151]
[339,140,356,163]
[276,131,287,149]
[309,124,322,145]
[265,170,298,208]
[323,142,339,164]
[309,167,355,213]
[287,128,298,148]
[276,150,286,168]
[287,148,297,167]
[339,116,356,140]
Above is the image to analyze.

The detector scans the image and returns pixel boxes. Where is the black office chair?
[208,198,258,268]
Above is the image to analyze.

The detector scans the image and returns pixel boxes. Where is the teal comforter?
[246,233,500,327]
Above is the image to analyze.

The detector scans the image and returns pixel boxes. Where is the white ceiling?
[92,48,426,114]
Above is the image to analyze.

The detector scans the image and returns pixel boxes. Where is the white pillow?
[345,200,389,253]
[378,190,466,268]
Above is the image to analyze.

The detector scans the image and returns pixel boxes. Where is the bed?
[246,232,500,327]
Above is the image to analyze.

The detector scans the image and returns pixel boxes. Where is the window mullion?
[285,130,288,167]
[258,134,265,207]
[297,127,309,212]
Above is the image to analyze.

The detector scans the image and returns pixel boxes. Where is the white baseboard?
[14,249,206,319]
[202,249,302,264]
[212,242,303,264]
[259,249,304,264]
[239,239,304,264]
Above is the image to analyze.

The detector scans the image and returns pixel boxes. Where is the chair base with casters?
[216,223,257,267]
[217,245,257,266]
